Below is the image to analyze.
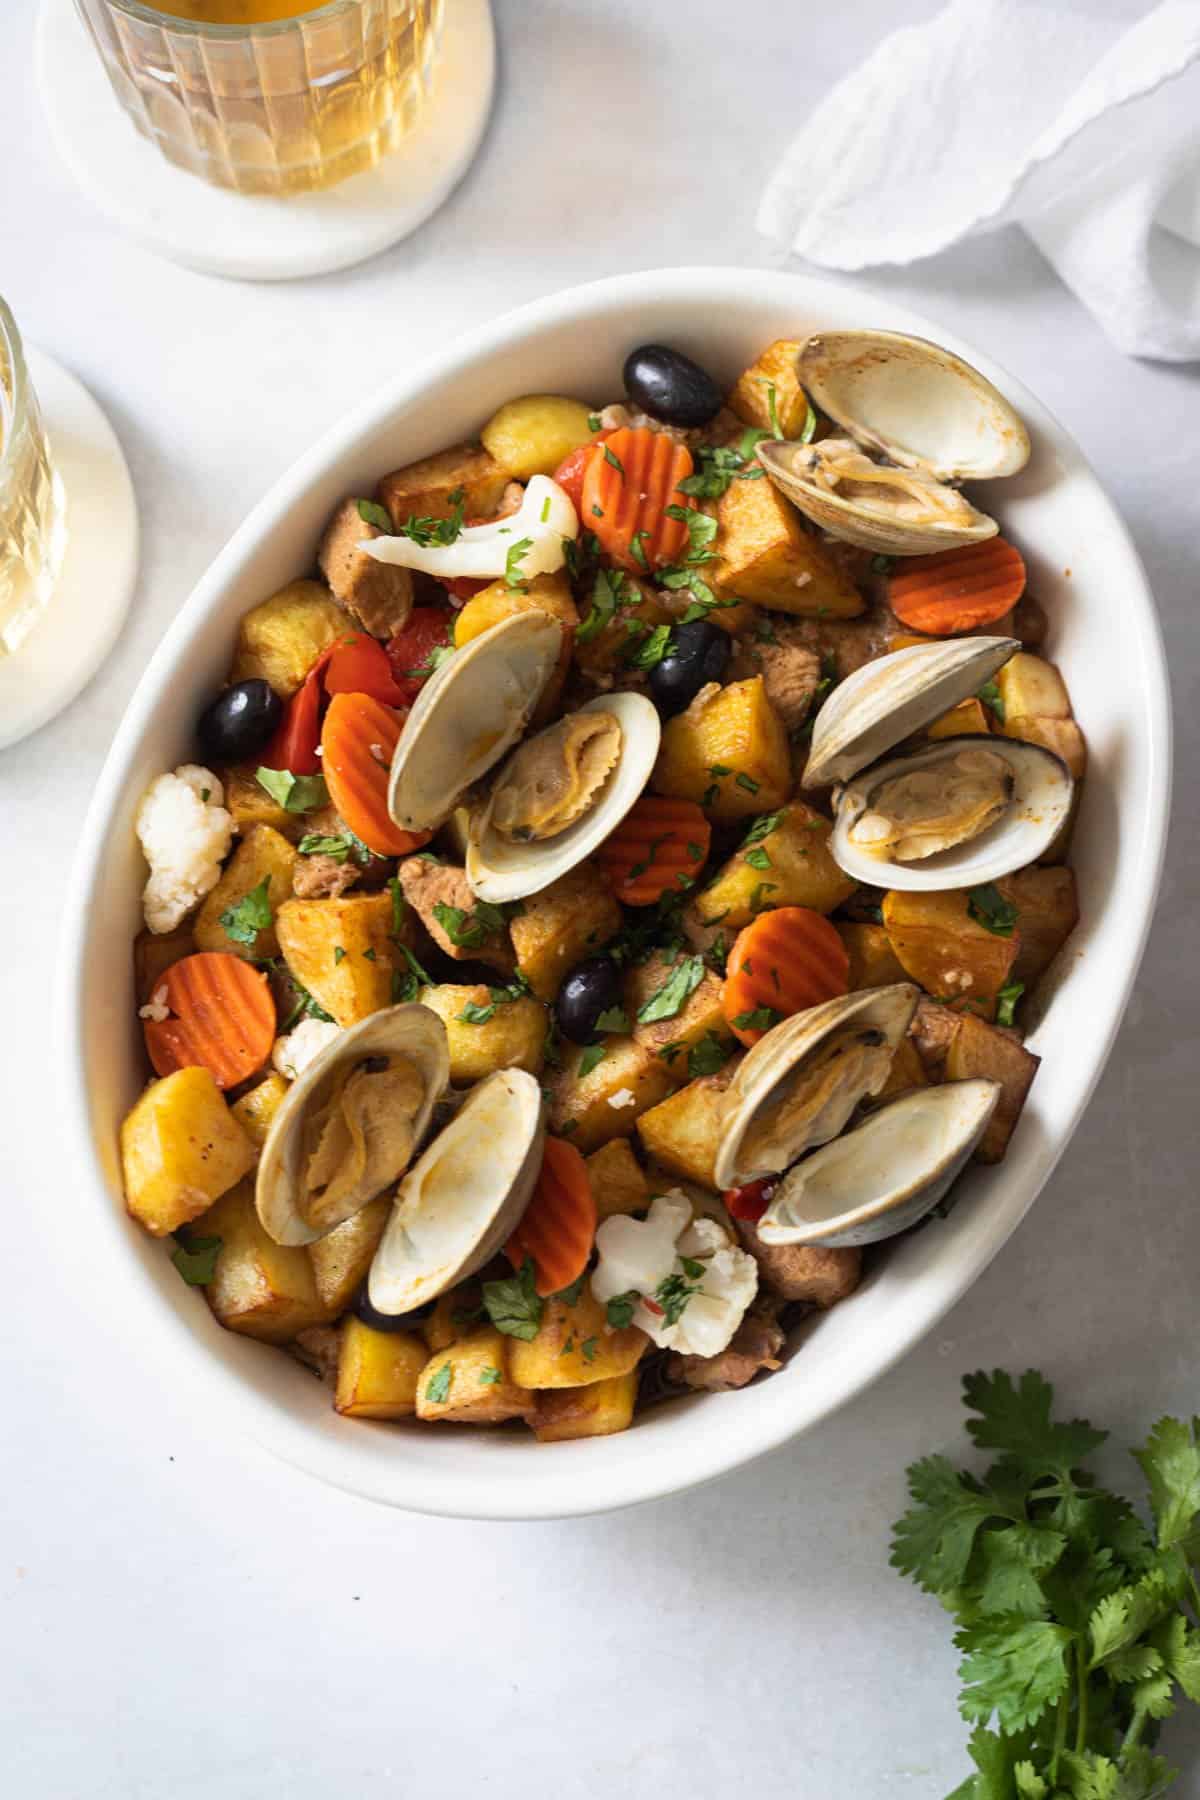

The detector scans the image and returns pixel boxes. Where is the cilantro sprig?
[892,1371,1200,1799]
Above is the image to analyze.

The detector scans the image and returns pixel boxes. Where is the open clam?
[831,734,1073,891]
[387,611,564,834]
[256,1004,449,1248]
[713,984,919,1191]
[757,1077,1001,1249]
[757,330,1030,556]
[466,691,661,904]
[367,1068,544,1316]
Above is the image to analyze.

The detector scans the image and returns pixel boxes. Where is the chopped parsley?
[731,1005,782,1033]
[624,623,672,671]
[387,876,406,937]
[636,954,706,1024]
[504,536,533,590]
[663,504,719,567]
[742,810,783,849]
[553,1274,586,1308]
[171,1233,221,1287]
[394,486,465,549]
[432,900,505,949]
[477,1366,502,1386]
[255,767,329,814]
[602,444,624,474]
[677,435,767,500]
[356,497,393,532]
[333,946,346,965]
[798,399,818,445]
[391,943,434,1004]
[576,567,630,644]
[425,1363,452,1403]
[594,1006,629,1034]
[688,1031,730,1079]
[219,876,273,948]
[978,678,1006,724]
[654,1271,699,1327]
[606,1291,639,1330]
[735,771,760,795]
[482,1257,543,1341]
[758,378,785,440]
[748,881,779,914]
[968,882,1020,938]
[995,980,1025,1028]
[580,1337,598,1364]
[744,847,771,870]
[587,412,602,433]
[578,1041,608,1079]
[629,529,651,571]
[456,977,529,1026]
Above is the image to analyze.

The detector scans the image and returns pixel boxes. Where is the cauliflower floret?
[136,765,233,934]
[272,1018,341,1081]
[137,983,170,1024]
[590,1191,759,1358]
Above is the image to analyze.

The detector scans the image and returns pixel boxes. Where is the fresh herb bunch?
[891,1371,1200,1799]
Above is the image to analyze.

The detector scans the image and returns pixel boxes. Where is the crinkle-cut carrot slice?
[594,794,711,906]
[320,691,431,857]
[143,952,276,1090]
[722,906,849,1048]
[581,426,693,572]
[888,538,1026,636]
[506,1135,597,1298]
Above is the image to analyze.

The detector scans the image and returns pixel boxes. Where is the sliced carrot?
[581,426,693,572]
[722,907,849,1048]
[888,538,1026,636]
[143,952,275,1090]
[506,1136,597,1298]
[594,794,711,905]
[320,691,431,858]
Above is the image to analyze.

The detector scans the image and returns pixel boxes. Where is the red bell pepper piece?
[259,663,323,775]
[323,631,407,707]
[385,607,454,708]
[723,1178,777,1223]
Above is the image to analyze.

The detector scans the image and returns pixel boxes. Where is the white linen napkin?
[758,0,1200,361]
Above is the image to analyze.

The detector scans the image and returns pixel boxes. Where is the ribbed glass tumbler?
[0,302,67,659]
[73,0,444,195]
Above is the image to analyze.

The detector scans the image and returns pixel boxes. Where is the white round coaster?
[0,350,139,751]
[37,0,496,282]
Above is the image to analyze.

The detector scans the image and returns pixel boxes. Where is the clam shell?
[803,636,1019,790]
[758,1078,1001,1248]
[713,983,919,1191]
[387,612,564,834]
[758,436,998,557]
[831,734,1074,891]
[799,332,1031,482]
[256,1004,449,1248]
[367,1068,545,1316]
[466,691,661,905]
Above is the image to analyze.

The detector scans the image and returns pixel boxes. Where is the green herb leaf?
[482,1258,543,1341]
[255,767,329,814]
[1135,1417,1200,1554]
[798,399,818,446]
[425,1363,452,1403]
[744,846,771,870]
[663,503,719,567]
[687,1031,730,1080]
[297,833,354,862]
[580,1337,598,1364]
[731,1005,781,1033]
[741,811,782,849]
[578,1041,608,1079]
[357,498,393,532]
[968,883,1020,938]
[432,902,494,950]
[955,1618,1074,1733]
[218,875,273,948]
[978,679,1007,724]
[553,1274,586,1308]
[394,488,465,549]
[625,623,673,670]
[576,567,628,644]
[653,1270,699,1327]
[758,378,785,440]
[478,1366,502,1386]
[735,771,760,795]
[606,1291,639,1330]
[594,1006,629,1034]
[333,946,346,965]
[171,1234,222,1287]
[504,537,533,590]
[602,444,624,474]
[636,954,706,1024]
[996,981,1025,1029]
[587,412,602,433]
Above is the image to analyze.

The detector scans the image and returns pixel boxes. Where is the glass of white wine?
[0,301,67,659]
[73,0,444,196]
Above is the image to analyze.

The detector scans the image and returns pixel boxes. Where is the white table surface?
[4,3,1198,1795]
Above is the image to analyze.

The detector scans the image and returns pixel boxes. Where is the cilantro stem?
[1122,1702,1149,1760]
[1189,1571,1200,1623]
[1074,1642,1089,1755]
[1050,1686,1069,1785]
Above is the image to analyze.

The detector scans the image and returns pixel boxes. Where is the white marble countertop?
[3,2,1198,1794]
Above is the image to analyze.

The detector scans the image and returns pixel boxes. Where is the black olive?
[555,956,623,1045]
[197,679,283,764]
[623,343,723,429]
[648,620,731,718]
[351,1284,434,1334]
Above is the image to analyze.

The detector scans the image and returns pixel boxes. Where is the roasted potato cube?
[635,1061,740,1190]
[739,1222,861,1306]
[121,1067,255,1237]
[416,1327,534,1424]
[509,861,622,1000]
[334,1319,426,1419]
[995,652,1071,722]
[586,1139,650,1221]
[194,824,297,962]
[531,1371,639,1442]
[454,571,577,723]
[944,1011,1040,1163]
[317,497,414,639]
[882,888,1021,1017]
[1004,713,1087,779]
[203,1181,333,1343]
[221,766,304,842]
[836,921,909,991]
[686,801,855,938]
[713,474,863,617]
[547,1036,676,1153]
[134,923,195,1003]
[377,443,509,529]
[229,1071,289,1152]
[653,677,791,822]
[997,865,1079,986]
[625,950,733,1078]
[417,984,546,1083]
[230,580,351,698]
[927,697,992,740]
[308,1195,391,1314]
[481,394,596,479]
[729,339,812,439]
[275,891,407,1025]
[422,1281,484,1353]
[508,1290,647,1389]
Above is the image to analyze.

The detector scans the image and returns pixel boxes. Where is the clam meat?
[846,745,1014,863]
[489,709,623,842]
